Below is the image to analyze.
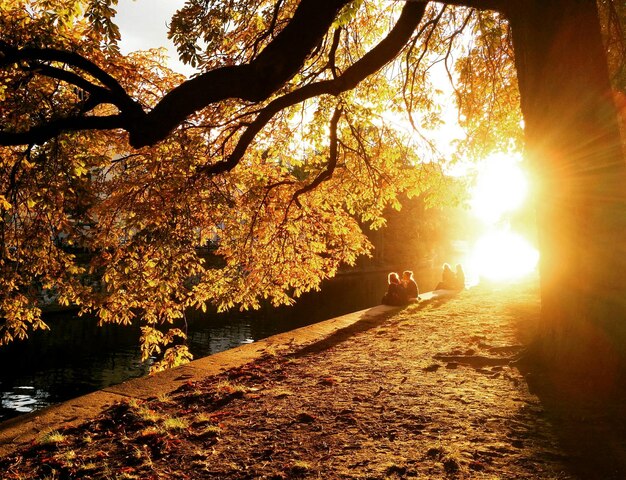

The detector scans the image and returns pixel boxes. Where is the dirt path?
[0,281,592,478]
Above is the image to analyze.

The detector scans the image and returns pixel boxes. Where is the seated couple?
[382,270,419,306]
[435,263,465,290]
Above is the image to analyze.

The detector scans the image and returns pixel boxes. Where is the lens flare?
[470,154,528,224]
[463,153,539,284]
[467,231,539,282]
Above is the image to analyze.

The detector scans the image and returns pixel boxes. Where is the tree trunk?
[508,0,626,385]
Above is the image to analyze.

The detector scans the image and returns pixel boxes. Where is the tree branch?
[0,0,353,148]
[27,63,115,111]
[251,0,286,58]
[407,0,506,14]
[0,43,144,145]
[0,115,125,146]
[293,106,342,207]
[328,27,343,79]
[197,0,427,177]
[129,0,353,148]
[3,46,141,115]
[0,0,430,150]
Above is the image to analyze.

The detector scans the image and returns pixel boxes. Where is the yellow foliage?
[0,0,481,369]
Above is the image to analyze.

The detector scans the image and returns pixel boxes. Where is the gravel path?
[1,281,580,479]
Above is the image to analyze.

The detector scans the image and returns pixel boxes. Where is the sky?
[114,0,197,77]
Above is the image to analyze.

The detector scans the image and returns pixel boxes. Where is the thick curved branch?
[0,0,352,148]
[417,0,506,14]
[0,115,125,146]
[328,27,343,79]
[293,106,342,207]
[28,63,114,111]
[198,0,427,177]
[2,46,141,115]
[0,44,143,145]
[0,0,427,150]
[130,0,353,148]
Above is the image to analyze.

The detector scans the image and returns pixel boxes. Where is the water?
[0,269,436,422]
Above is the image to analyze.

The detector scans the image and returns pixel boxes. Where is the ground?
[2,280,626,479]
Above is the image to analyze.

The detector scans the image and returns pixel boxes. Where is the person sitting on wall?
[382,272,409,306]
[401,270,420,301]
[453,264,466,290]
[435,263,456,290]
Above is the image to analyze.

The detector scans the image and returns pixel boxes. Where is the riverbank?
[0,269,399,422]
[2,280,625,479]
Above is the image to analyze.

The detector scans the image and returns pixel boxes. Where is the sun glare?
[470,154,528,224]
[463,153,539,284]
[467,231,539,283]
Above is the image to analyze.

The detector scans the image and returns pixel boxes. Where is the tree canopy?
[0,0,624,371]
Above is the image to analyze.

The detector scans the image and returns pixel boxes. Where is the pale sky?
[115,0,197,77]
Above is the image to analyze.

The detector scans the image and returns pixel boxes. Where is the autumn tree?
[0,0,625,375]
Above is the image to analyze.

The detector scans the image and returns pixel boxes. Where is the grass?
[156,392,171,404]
[39,430,66,445]
[216,380,248,394]
[196,424,222,437]
[132,403,164,423]
[425,442,466,476]
[131,444,154,469]
[193,412,213,424]
[290,460,312,476]
[60,449,77,461]
[272,387,295,398]
[292,460,312,470]
[191,412,222,437]
[162,416,189,431]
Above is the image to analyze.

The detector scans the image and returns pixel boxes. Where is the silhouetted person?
[382,272,409,306]
[401,270,419,301]
[436,263,456,290]
[454,264,465,290]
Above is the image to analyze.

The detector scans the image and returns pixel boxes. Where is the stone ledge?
[0,303,401,456]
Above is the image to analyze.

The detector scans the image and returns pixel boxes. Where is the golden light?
[470,153,528,224]
[466,230,539,283]
[464,153,539,284]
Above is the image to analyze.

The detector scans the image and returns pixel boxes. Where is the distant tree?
[0,0,624,374]
[364,178,469,279]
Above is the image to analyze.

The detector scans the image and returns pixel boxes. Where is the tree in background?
[0,0,624,375]
[363,180,470,282]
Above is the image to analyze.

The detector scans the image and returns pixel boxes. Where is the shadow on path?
[519,358,626,479]
[290,295,455,359]
[505,294,626,479]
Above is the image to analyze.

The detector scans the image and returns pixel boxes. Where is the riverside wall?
[0,301,412,456]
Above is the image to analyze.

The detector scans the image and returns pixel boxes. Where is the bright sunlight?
[470,154,528,224]
[465,153,539,284]
[466,230,539,283]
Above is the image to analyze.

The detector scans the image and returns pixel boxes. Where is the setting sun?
[470,153,528,224]
[464,153,539,284]
[467,230,539,283]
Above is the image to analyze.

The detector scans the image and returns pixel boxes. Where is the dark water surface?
[0,269,436,422]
